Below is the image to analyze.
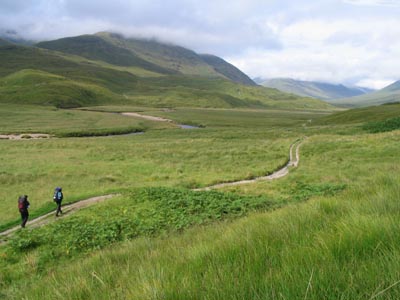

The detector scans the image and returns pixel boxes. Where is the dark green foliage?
[363,117,400,133]
[56,127,144,137]
[7,188,277,257]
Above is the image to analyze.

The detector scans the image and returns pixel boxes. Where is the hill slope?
[36,35,175,75]
[315,102,400,125]
[0,42,330,110]
[0,38,12,46]
[199,54,256,86]
[260,78,373,100]
[330,80,400,107]
[38,32,256,85]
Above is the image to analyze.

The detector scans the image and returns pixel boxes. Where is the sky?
[1,0,399,89]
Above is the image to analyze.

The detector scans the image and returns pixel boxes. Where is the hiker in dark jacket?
[53,187,64,216]
[18,195,30,228]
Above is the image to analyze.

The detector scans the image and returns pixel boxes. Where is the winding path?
[194,139,303,191]
[0,138,305,239]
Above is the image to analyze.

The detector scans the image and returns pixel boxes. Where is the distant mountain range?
[0,32,331,110]
[257,78,375,101]
[329,80,400,107]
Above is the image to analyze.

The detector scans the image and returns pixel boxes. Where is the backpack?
[18,196,26,210]
[53,188,63,202]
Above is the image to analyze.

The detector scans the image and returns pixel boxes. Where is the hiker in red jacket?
[18,195,30,228]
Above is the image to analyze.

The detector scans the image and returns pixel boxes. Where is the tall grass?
[1,131,400,299]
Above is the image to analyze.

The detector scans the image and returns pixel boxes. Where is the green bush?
[363,117,400,133]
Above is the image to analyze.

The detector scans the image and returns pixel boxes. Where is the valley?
[1,31,400,299]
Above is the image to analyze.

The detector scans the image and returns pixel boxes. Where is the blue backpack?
[53,187,63,202]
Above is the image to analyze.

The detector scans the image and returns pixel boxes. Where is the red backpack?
[18,196,26,210]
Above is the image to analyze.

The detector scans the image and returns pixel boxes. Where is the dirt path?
[0,194,116,240]
[194,139,303,191]
[0,134,51,140]
[0,139,304,239]
[121,112,173,122]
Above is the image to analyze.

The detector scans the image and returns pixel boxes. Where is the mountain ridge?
[329,80,400,107]
[258,78,374,100]
[36,32,256,86]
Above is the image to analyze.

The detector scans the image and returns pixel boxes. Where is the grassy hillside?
[330,80,400,107]
[36,35,176,75]
[0,69,122,108]
[128,75,333,109]
[97,32,256,85]
[199,54,256,85]
[97,32,223,78]
[261,78,372,100]
[316,102,400,125]
[0,44,139,93]
[0,44,330,110]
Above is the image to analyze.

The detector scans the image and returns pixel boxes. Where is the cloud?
[0,0,399,88]
[227,16,400,89]
[343,0,400,6]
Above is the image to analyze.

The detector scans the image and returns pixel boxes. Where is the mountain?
[0,38,12,46]
[259,78,373,100]
[37,32,256,86]
[0,35,331,110]
[199,54,255,86]
[0,29,35,46]
[330,80,400,107]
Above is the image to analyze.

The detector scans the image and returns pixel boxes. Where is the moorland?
[1,33,400,299]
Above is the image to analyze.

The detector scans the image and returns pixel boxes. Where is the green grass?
[1,130,400,299]
[0,122,300,227]
[316,102,400,125]
[3,101,400,299]
[0,103,172,135]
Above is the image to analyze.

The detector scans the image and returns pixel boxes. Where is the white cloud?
[343,0,400,6]
[0,0,399,88]
[227,17,400,89]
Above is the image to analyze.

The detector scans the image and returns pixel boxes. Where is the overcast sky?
[1,0,399,89]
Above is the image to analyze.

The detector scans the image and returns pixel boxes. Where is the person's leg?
[21,211,28,227]
[56,202,62,216]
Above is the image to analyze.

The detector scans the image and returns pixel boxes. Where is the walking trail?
[0,135,305,240]
[194,138,303,191]
[0,195,115,240]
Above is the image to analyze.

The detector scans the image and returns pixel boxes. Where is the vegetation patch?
[7,188,277,255]
[363,116,400,133]
[56,127,144,137]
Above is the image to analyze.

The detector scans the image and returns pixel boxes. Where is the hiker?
[18,195,30,228]
[53,187,64,216]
